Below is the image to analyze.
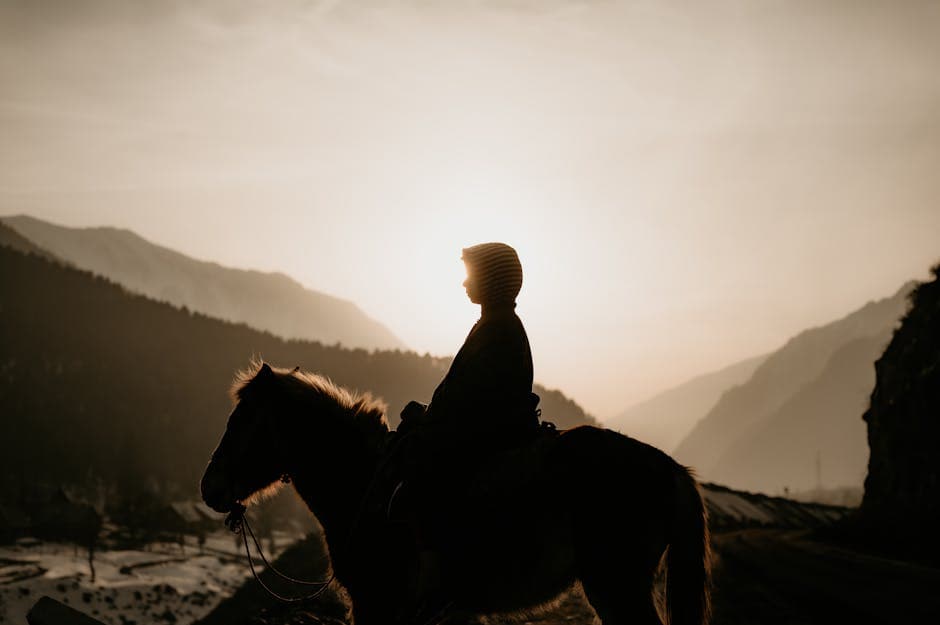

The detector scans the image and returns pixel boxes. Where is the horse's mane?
[230,360,389,436]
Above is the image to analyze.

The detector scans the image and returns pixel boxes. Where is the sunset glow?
[2,1,939,417]
[5,5,940,625]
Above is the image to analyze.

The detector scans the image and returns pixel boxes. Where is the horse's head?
[201,362,289,513]
[201,361,390,514]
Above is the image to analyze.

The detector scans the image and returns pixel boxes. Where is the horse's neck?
[283,406,384,574]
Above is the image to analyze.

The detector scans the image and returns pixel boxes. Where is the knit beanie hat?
[461,242,523,304]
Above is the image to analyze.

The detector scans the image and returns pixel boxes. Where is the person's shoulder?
[486,313,528,343]
[505,311,527,331]
[479,310,524,327]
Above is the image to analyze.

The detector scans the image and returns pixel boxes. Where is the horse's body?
[201,363,711,625]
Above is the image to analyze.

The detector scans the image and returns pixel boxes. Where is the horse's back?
[467,424,682,499]
[551,425,684,486]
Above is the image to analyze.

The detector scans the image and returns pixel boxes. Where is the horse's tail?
[664,466,712,625]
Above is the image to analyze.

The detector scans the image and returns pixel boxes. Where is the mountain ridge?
[2,214,406,352]
[606,353,768,452]
[707,333,890,492]
[0,221,57,261]
[673,280,915,494]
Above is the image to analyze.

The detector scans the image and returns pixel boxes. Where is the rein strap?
[226,505,335,603]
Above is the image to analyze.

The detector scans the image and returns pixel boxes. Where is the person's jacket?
[401,306,538,446]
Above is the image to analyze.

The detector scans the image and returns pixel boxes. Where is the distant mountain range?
[0,243,596,501]
[2,214,405,352]
[673,282,916,494]
[607,354,767,452]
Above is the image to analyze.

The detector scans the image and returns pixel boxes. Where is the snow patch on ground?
[705,489,776,524]
[0,531,299,625]
[702,484,850,530]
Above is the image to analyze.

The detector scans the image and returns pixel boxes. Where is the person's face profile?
[462,262,481,304]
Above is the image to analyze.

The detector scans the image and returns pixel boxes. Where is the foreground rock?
[27,596,106,625]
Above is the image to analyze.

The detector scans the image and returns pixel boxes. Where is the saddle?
[383,420,561,523]
[462,421,559,500]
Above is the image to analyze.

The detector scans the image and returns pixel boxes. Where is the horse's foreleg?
[581,574,663,625]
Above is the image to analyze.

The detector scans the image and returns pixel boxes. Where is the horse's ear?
[258,363,274,378]
[292,366,301,374]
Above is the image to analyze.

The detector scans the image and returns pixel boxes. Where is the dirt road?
[710,529,940,624]
[475,528,940,624]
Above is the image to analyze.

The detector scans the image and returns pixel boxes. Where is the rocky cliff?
[860,263,940,559]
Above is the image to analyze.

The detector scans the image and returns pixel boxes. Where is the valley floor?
[9,527,940,625]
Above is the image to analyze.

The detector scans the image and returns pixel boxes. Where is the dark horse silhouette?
[201,362,711,625]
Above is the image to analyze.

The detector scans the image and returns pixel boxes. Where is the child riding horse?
[396,242,541,619]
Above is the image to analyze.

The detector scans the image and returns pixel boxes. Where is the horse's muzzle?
[201,461,237,513]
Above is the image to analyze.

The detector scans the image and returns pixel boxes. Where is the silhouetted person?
[397,242,540,619]
[400,241,538,442]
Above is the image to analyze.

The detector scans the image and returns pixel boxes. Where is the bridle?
[219,394,336,604]
[224,475,335,604]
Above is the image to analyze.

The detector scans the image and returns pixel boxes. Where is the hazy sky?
[2,0,939,418]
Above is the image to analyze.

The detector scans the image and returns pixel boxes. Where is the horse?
[201,362,711,625]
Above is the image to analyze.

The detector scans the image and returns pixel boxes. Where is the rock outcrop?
[860,264,940,558]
